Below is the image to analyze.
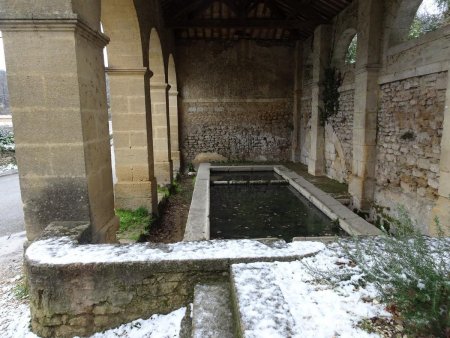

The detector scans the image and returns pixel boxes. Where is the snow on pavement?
[232,243,390,338]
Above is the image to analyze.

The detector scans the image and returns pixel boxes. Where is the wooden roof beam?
[167,18,323,29]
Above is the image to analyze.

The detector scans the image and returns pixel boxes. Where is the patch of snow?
[2,300,186,338]
[0,231,26,258]
[26,238,325,266]
[84,307,186,338]
[232,244,391,338]
[0,163,17,175]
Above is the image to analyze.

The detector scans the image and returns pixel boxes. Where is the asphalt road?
[0,173,24,237]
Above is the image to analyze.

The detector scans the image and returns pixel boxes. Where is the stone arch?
[333,28,357,69]
[388,0,423,46]
[101,0,158,212]
[101,0,143,67]
[149,28,173,185]
[167,54,180,174]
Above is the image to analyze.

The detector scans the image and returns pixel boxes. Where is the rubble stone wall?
[375,72,447,230]
[176,40,295,164]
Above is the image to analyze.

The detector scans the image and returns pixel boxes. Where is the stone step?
[192,282,236,338]
[230,263,297,338]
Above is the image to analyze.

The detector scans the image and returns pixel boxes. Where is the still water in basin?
[210,175,345,241]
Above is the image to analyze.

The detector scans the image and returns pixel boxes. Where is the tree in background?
[409,0,450,39]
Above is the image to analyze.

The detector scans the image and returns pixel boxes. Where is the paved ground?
[0,173,24,237]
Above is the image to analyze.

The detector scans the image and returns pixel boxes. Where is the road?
[0,144,115,238]
[0,173,24,237]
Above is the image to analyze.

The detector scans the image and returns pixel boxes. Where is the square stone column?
[291,41,304,162]
[349,0,383,211]
[431,68,450,235]
[169,89,181,175]
[308,25,332,176]
[150,82,173,185]
[0,15,118,242]
[108,68,158,212]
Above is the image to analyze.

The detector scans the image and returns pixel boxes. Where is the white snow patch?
[0,231,26,258]
[0,163,17,175]
[84,307,186,338]
[232,245,391,338]
[2,302,186,338]
[26,238,325,266]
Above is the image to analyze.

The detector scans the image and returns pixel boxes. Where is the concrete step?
[192,282,236,338]
[230,263,297,338]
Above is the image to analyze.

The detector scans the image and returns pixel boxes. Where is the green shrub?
[0,129,14,151]
[13,279,29,300]
[341,211,450,337]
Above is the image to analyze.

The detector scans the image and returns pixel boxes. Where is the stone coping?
[274,166,382,236]
[184,164,382,242]
[26,221,325,270]
[183,163,210,241]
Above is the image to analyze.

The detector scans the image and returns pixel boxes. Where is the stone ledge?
[274,166,382,236]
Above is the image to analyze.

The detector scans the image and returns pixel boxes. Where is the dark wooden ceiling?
[161,0,352,41]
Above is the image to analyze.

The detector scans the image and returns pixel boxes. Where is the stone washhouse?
[0,0,450,337]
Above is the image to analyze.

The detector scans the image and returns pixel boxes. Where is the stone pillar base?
[154,160,173,185]
[114,180,157,212]
[308,158,324,176]
[92,215,120,244]
[430,197,450,236]
[349,175,375,211]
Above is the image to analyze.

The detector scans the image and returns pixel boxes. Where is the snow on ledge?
[26,236,326,266]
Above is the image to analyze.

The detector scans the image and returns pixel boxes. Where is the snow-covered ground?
[232,243,390,338]
[3,234,447,337]
[0,163,17,175]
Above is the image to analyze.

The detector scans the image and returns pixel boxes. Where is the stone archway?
[149,28,173,185]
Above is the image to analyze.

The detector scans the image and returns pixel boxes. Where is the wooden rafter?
[167,18,319,29]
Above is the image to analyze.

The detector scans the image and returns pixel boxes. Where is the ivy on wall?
[320,67,343,126]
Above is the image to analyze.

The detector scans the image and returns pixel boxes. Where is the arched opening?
[345,34,358,65]
[332,28,357,69]
[388,0,450,46]
[409,0,450,39]
[149,28,172,185]
[167,54,180,175]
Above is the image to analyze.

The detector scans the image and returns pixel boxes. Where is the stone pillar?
[169,88,181,175]
[108,68,158,212]
[0,1,118,243]
[431,68,450,235]
[349,0,383,211]
[150,82,173,185]
[291,41,303,162]
[308,25,331,176]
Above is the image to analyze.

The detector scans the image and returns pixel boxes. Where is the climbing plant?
[320,67,343,126]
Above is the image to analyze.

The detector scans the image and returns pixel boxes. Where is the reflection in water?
[210,175,345,242]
